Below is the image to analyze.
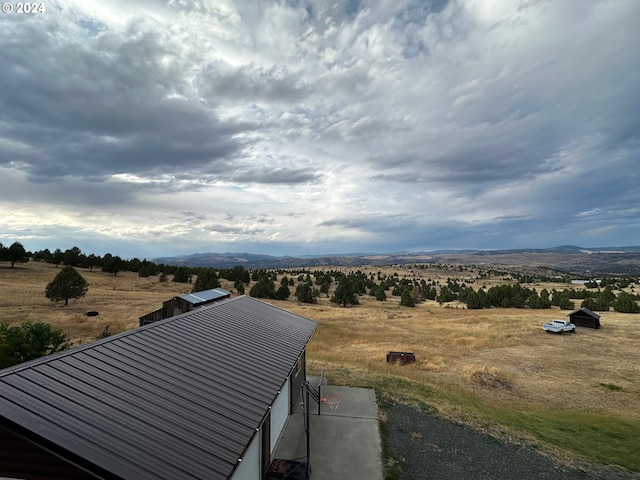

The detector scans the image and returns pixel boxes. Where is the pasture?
[1,261,639,472]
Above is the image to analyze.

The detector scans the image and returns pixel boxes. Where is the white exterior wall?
[270,377,290,452]
[229,377,293,480]
[229,432,260,480]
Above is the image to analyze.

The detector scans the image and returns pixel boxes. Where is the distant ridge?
[153,246,640,274]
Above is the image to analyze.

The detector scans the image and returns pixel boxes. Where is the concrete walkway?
[273,379,383,480]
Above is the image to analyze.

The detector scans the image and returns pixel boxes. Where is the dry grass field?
[2,260,639,471]
[0,261,193,344]
[287,297,640,420]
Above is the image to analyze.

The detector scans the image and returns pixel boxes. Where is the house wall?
[270,378,290,453]
[229,356,307,480]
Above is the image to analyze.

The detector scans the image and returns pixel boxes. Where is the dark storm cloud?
[0,175,137,206]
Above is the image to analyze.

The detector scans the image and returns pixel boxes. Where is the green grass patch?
[494,409,640,471]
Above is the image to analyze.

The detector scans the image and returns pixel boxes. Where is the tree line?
[2,241,638,313]
[0,242,252,283]
[247,269,640,313]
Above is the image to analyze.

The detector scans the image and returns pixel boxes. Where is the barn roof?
[567,306,601,319]
[178,287,231,305]
[0,296,317,480]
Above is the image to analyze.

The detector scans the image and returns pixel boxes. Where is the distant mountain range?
[153,245,640,274]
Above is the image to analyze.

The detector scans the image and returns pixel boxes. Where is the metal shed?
[0,296,317,480]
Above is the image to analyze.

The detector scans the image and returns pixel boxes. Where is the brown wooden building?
[139,287,231,326]
[568,307,601,329]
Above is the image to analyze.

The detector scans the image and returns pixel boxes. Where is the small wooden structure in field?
[568,307,601,329]
[139,287,231,326]
[386,351,416,365]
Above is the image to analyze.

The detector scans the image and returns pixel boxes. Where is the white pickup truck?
[542,319,576,334]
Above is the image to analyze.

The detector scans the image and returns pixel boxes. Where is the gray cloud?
[231,165,321,184]
[1,0,639,257]
[196,61,311,103]
[0,16,245,182]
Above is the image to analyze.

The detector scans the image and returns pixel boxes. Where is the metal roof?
[0,296,317,480]
[178,288,231,305]
[567,306,601,319]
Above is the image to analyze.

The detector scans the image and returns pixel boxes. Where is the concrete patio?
[272,378,383,480]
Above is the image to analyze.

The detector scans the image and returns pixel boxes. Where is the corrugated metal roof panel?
[179,288,231,305]
[0,296,317,480]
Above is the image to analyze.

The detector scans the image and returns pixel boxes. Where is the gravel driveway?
[382,401,639,480]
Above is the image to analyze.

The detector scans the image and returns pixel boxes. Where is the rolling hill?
[153,245,640,275]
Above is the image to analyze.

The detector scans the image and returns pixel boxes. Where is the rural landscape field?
[1,260,639,477]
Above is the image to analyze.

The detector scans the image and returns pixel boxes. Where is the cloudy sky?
[1,0,639,259]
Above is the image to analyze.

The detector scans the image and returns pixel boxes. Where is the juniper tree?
[330,275,359,307]
[193,268,220,292]
[295,283,315,303]
[6,242,27,269]
[45,266,89,306]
